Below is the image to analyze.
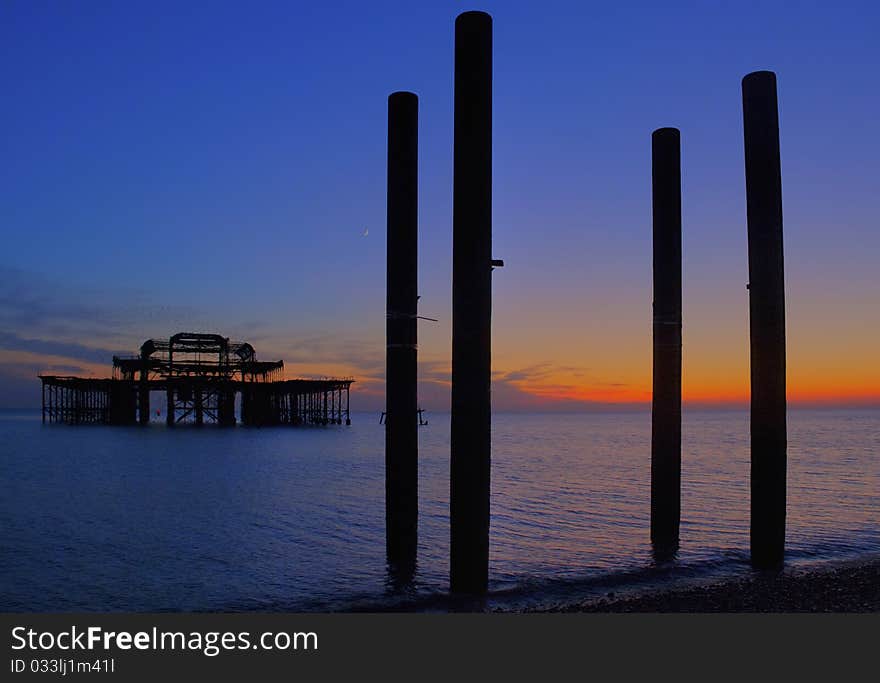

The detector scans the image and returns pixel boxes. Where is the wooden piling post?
[450,10,493,594]
[386,90,419,568]
[650,127,683,555]
[742,70,787,570]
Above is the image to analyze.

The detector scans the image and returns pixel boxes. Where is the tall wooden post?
[650,127,682,556]
[386,91,419,571]
[451,10,493,594]
[742,70,787,570]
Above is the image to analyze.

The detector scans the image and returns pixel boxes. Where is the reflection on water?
[0,409,877,611]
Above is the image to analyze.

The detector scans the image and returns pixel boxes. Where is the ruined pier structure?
[40,332,353,426]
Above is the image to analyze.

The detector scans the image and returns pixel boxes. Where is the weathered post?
[386,91,419,572]
[742,70,787,570]
[451,10,493,594]
[650,127,682,557]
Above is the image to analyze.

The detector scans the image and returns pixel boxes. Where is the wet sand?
[548,557,880,613]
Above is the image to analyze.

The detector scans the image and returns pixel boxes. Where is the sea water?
[1,409,877,611]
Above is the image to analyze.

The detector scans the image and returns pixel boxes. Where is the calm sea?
[1,409,877,611]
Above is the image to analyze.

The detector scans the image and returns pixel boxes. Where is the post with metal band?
[451,10,493,594]
[650,127,683,557]
[386,91,419,573]
[742,70,787,570]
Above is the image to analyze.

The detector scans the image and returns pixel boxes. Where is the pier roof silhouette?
[112,332,284,382]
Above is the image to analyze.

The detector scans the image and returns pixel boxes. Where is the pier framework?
[40,332,352,427]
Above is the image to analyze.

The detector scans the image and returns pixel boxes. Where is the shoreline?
[539,555,880,613]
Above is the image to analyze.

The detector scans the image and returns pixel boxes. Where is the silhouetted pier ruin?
[40,332,353,427]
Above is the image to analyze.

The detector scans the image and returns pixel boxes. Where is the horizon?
[2,0,879,412]
[6,397,880,415]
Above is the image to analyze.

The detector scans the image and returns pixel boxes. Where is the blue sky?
[1,1,878,410]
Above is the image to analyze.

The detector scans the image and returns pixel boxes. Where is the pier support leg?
[743,71,787,570]
[194,386,204,426]
[166,387,174,426]
[650,127,683,558]
[218,388,235,426]
[139,355,150,425]
[138,384,150,424]
[450,10,493,595]
[386,90,419,574]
